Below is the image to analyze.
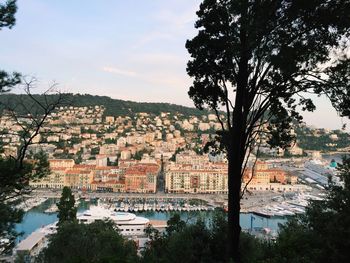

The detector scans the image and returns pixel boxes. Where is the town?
[1,103,342,197]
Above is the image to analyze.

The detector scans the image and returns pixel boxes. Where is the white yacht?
[16,206,152,259]
[77,205,150,237]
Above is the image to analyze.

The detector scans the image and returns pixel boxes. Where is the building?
[243,161,297,186]
[124,163,159,193]
[165,162,228,194]
[64,169,94,190]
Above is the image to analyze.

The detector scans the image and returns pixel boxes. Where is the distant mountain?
[0,93,208,117]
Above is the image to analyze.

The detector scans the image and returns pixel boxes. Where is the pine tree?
[57,187,77,226]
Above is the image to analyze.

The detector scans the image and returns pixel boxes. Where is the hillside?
[0,93,208,117]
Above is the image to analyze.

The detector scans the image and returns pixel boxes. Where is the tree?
[37,220,139,263]
[165,214,186,236]
[186,0,350,261]
[0,84,66,255]
[57,186,77,226]
[142,210,268,263]
[1,1,68,254]
[142,215,213,263]
[266,157,350,263]
[0,0,20,93]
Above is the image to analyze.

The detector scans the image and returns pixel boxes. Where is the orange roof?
[73,164,96,169]
[125,170,147,176]
[94,166,115,170]
[168,169,228,173]
[66,170,91,174]
[51,167,67,171]
[49,159,74,163]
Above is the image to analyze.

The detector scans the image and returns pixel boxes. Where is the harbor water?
[15,198,287,242]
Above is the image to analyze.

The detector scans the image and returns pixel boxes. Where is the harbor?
[12,190,324,260]
[249,192,324,218]
[15,197,287,243]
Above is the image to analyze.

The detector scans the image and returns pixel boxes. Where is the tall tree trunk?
[227,149,243,262]
[227,136,244,262]
[227,72,248,262]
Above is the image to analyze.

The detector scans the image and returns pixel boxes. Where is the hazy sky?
[0,0,348,130]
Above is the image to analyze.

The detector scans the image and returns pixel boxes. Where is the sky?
[0,0,348,130]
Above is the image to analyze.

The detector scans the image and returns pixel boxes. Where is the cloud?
[132,31,175,49]
[101,62,190,92]
[102,66,137,77]
[154,5,198,29]
[129,52,186,66]
[132,1,200,49]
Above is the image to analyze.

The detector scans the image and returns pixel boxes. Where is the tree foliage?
[0,151,50,254]
[268,157,350,263]
[0,0,20,93]
[57,186,77,226]
[0,199,23,254]
[0,93,209,117]
[37,220,139,263]
[142,210,269,263]
[186,0,350,261]
[1,0,67,256]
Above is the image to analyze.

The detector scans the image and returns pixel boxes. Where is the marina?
[15,198,287,243]
[114,198,215,213]
[15,201,286,259]
[15,197,47,212]
[251,192,323,218]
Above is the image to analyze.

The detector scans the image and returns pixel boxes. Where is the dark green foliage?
[0,152,50,254]
[165,214,186,236]
[0,152,50,201]
[133,149,149,161]
[29,150,50,180]
[0,158,32,199]
[0,93,208,117]
[268,157,350,263]
[105,138,117,144]
[142,210,269,263]
[0,0,16,29]
[296,127,350,151]
[0,0,20,93]
[90,147,100,155]
[186,0,350,260]
[0,70,21,93]
[37,220,139,263]
[53,151,74,159]
[0,201,23,254]
[57,187,77,226]
[133,151,143,161]
[161,130,167,141]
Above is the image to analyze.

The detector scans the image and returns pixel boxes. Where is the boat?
[77,206,150,236]
[44,204,58,213]
[15,205,153,258]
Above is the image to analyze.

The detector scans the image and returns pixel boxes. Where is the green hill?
[0,93,208,117]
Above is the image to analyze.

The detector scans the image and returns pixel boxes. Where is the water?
[15,198,93,242]
[322,153,350,164]
[136,211,286,231]
[15,199,287,242]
